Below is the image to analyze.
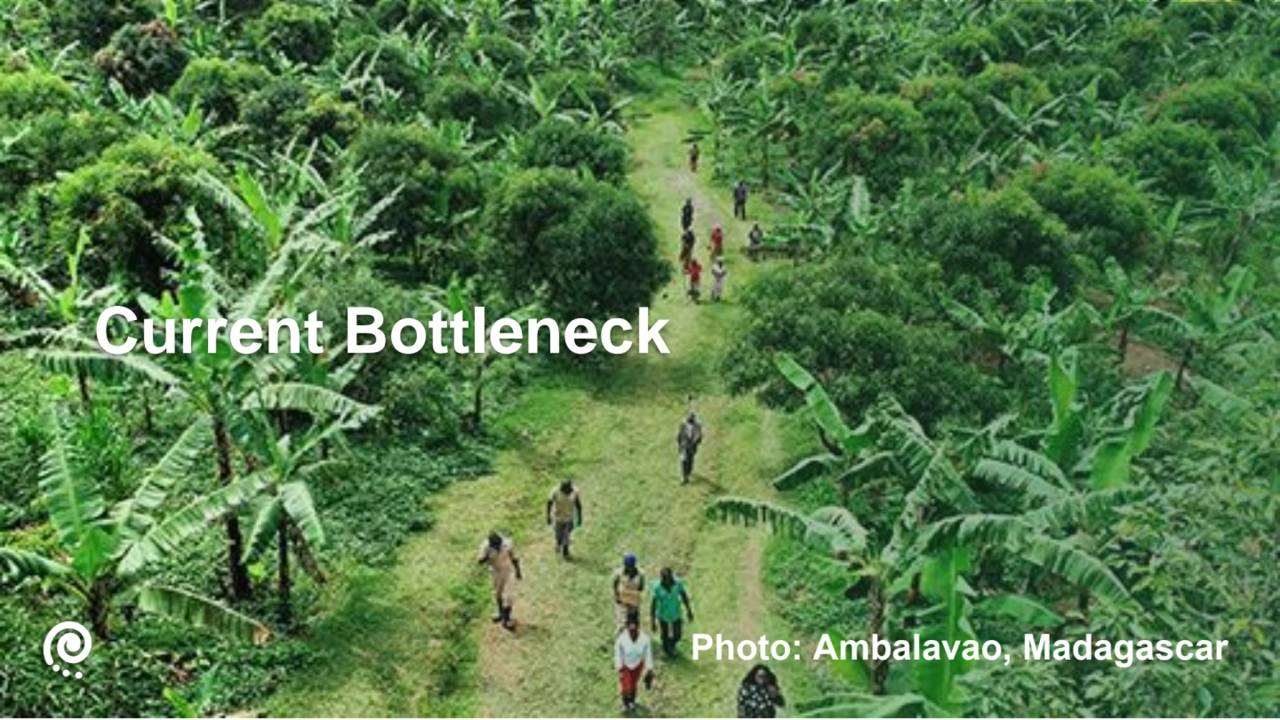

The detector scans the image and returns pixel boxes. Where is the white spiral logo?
[43,621,92,679]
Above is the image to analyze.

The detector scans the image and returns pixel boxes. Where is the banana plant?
[239,382,376,626]
[424,274,533,435]
[711,357,1131,695]
[0,409,270,643]
[0,229,120,408]
[1100,256,1163,363]
[1143,265,1265,391]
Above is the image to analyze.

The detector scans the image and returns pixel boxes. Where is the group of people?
[679,142,757,305]
[679,198,727,304]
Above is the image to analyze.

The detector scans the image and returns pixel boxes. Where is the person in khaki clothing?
[477,531,522,631]
[545,479,583,559]
[612,553,645,632]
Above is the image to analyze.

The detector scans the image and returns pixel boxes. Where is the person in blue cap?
[612,553,646,632]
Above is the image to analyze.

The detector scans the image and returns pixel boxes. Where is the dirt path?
[269,96,816,718]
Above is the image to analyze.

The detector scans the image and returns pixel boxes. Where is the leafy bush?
[467,32,531,77]
[345,123,483,277]
[912,187,1076,308]
[814,91,928,197]
[0,110,128,200]
[899,75,982,160]
[724,253,1003,430]
[1016,163,1155,267]
[49,0,157,49]
[973,62,1051,109]
[249,1,335,66]
[425,76,516,139]
[939,26,1004,75]
[240,77,363,149]
[1116,120,1220,200]
[335,33,427,106]
[1155,79,1277,157]
[0,70,79,118]
[48,135,223,295]
[369,0,458,36]
[722,36,785,82]
[171,57,272,123]
[520,119,628,184]
[1102,17,1169,90]
[94,19,189,96]
[484,168,670,323]
[792,9,842,53]
[537,69,614,117]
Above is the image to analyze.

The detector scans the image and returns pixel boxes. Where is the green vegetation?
[1,1,1276,718]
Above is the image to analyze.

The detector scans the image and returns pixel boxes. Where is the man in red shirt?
[686,258,703,303]
[710,225,724,258]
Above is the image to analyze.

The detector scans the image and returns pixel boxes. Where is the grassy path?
[269,94,818,718]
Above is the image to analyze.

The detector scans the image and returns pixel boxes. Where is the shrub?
[1155,79,1277,157]
[345,124,482,277]
[48,135,224,295]
[484,168,670,323]
[249,1,334,66]
[468,33,531,77]
[49,0,157,49]
[1116,120,1220,200]
[0,70,79,118]
[899,75,982,159]
[170,57,271,123]
[93,19,188,95]
[335,34,427,106]
[973,62,1051,109]
[912,187,1075,308]
[520,119,629,184]
[939,26,1004,75]
[723,36,785,82]
[0,110,128,200]
[370,0,458,36]
[814,91,928,197]
[1016,163,1155,268]
[724,254,1002,431]
[240,77,363,149]
[425,76,516,139]
[537,69,614,117]
[792,9,842,52]
[1103,17,1170,90]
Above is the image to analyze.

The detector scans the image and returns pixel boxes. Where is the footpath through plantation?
[268,95,820,717]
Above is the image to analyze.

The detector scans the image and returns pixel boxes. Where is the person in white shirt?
[613,612,655,712]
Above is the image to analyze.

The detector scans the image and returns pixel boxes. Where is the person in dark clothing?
[737,664,785,718]
[680,228,696,268]
[689,142,699,172]
[733,180,748,220]
[681,198,694,231]
[676,410,702,483]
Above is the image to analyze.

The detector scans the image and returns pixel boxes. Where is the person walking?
[737,664,786,718]
[613,554,646,631]
[711,257,727,303]
[689,142,700,172]
[710,225,724,258]
[686,257,703,303]
[681,198,694,232]
[676,410,703,484]
[545,479,582,559]
[477,532,522,631]
[679,228,696,268]
[733,180,748,220]
[614,613,655,713]
[650,568,694,657]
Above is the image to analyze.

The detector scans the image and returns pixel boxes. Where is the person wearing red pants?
[614,613,655,712]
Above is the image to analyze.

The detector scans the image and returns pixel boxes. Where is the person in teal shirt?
[650,567,694,657]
